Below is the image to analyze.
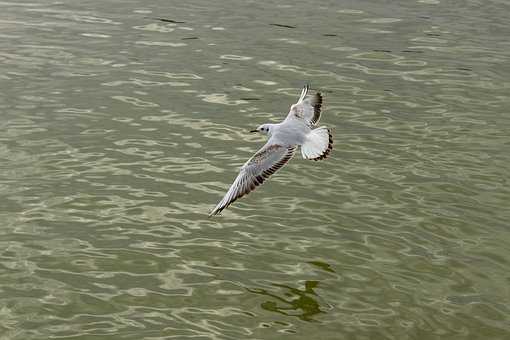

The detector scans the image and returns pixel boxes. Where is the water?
[1,0,509,339]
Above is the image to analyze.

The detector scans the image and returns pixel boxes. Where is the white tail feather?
[301,127,332,160]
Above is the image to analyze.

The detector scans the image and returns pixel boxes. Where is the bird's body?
[209,85,333,216]
[272,121,308,145]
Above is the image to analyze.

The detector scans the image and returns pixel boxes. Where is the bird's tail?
[301,127,333,161]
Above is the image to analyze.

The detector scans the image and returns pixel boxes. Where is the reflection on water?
[248,281,325,322]
[1,0,509,339]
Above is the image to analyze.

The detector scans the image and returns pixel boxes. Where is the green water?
[1,0,509,339]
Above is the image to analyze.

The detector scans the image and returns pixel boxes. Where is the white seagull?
[209,85,333,216]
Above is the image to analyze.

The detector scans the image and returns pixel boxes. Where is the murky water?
[1,0,509,339]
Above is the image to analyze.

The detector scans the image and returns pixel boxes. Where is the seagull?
[209,85,333,216]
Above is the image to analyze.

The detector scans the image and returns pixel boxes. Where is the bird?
[209,84,333,216]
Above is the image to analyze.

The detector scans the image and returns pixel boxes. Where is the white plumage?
[210,85,333,216]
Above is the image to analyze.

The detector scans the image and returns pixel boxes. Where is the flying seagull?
[209,85,333,216]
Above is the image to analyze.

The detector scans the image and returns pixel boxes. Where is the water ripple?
[1,0,509,339]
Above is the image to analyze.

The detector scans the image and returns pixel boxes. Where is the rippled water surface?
[1,0,509,339]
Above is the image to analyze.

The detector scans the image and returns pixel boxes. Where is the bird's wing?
[285,84,322,126]
[209,142,296,216]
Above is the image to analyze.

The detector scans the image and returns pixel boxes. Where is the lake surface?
[1,0,509,339]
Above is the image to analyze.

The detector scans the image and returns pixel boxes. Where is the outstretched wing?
[209,143,296,216]
[285,84,322,126]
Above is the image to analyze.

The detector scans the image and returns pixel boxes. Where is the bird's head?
[250,124,272,135]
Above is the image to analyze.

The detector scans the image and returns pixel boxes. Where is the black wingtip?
[208,206,223,217]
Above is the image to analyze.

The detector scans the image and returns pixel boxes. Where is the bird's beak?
[249,129,258,133]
